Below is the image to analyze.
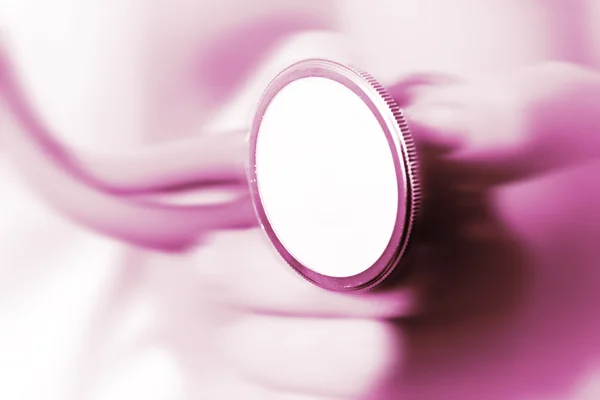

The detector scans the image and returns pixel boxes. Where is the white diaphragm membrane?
[255,77,399,278]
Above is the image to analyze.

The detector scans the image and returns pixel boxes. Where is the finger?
[434,101,551,186]
[404,102,466,154]
[183,228,422,319]
[267,392,342,400]
[387,75,468,154]
[440,93,600,186]
[195,372,272,399]
[402,77,547,186]
[441,145,542,186]
[386,72,463,109]
[196,372,342,400]
[219,315,404,399]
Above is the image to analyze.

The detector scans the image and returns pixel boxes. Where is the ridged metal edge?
[343,64,423,291]
[253,58,423,292]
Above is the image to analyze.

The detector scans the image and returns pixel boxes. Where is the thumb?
[387,73,466,154]
[404,102,467,155]
[403,83,560,186]
[441,64,600,186]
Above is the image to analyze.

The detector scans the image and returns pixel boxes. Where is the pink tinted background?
[0,0,599,399]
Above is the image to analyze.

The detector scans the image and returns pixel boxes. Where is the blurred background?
[0,0,599,399]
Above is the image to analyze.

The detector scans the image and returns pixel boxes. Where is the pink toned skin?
[1,1,600,399]
[391,65,600,399]
[144,4,600,397]
[164,64,600,400]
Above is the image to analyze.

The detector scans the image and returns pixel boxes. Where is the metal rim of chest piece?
[248,58,421,292]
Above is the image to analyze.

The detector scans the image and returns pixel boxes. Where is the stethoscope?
[1,46,421,292]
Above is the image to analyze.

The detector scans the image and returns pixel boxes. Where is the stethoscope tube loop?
[0,44,453,255]
[0,46,257,251]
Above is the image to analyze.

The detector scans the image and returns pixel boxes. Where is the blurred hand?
[89,65,600,399]
[385,63,600,399]
[397,62,600,184]
[176,64,600,399]
[131,77,463,400]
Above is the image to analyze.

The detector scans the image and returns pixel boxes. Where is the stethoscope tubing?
[0,47,257,251]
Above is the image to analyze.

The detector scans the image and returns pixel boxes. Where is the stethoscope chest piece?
[249,59,421,292]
